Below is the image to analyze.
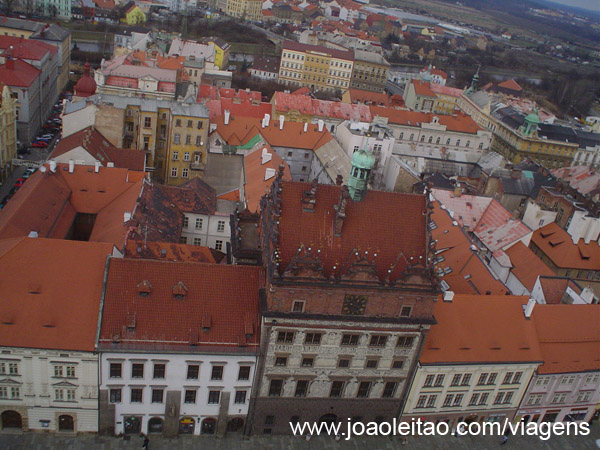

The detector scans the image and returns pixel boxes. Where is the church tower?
[347,146,375,201]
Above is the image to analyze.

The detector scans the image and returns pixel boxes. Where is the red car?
[14,178,25,187]
[32,141,48,148]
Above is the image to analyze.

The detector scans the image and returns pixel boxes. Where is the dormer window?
[137,280,152,297]
[172,281,188,299]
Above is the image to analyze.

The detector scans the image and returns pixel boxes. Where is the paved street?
[0,144,51,201]
[0,423,598,450]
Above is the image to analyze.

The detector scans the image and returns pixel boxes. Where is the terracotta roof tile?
[411,79,436,97]
[244,145,291,213]
[538,276,582,304]
[0,35,57,59]
[421,294,542,364]
[124,241,220,263]
[531,222,600,271]
[370,107,481,134]
[532,304,600,374]
[345,88,390,106]
[98,259,264,352]
[0,237,114,351]
[273,91,372,121]
[0,58,40,87]
[275,182,428,282]
[504,241,555,290]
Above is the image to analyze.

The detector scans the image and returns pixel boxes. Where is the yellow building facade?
[226,0,263,22]
[0,84,17,182]
[166,115,209,186]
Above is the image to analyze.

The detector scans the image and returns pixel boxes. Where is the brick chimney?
[333,185,350,236]
[336,174,343,186]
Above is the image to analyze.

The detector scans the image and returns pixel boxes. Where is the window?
[174,134,180,144]
[382,382,397,398]
[357,381,371,398]
[503,372,514,384]
[365,359,378,369]
[461,374,471,386]
[183,217,189,228]
[144,117,151,128]
[392,360,404,369]
[110,388,121,403]
[478,373,488,385]
[187,120,193,128]
[171,168,178,177]
[238,366,251,381]
[265,415,275,426]
[292,301,305,312]
[55,389,64,401]
[153,363,165,379]
[10,387,20,399]
[479,393,489,405]
[215,240,223,252]
[175,119,181,127]
[275,356,287,366]
[295,380,309,397]
[197,121,203,129]
[277,331,294,343]
[217,221,225,232]
[512,372,522,384]
[54,366,63,377]
[110,363,122,378]
[195,218,203,230]
[487,373,497,385]
[152,389,164,403]
[211,365,224,381]
[187,364,200,380]
[186,135,191,145]
[131,388,143,403]
[397,336,414,348]
[341,334,360,346]
[586,374,600,384]
[196,136,202,146]
[184,390,196,404]
[422,394,437,408]
[494,392,505,404]
[453,393,464,406]
[551,392,567,404]
[451,374,462,386]
[301,357,314,367]
[304,333,322,345]
[400,306,412,317]
[576,391,592,403]
[338,358,350,368]
[183,152,190,161]
[182,168,189,178]
[269,379,283,396]
[208,390,221,404]
[235,390,247,404]
[443,394,454,407]
[0,387,9,399]
[416,395,427,408]
[561,375,575,385]
[132,363,144,379]
[369,335,387,347]
[504,392,514,404]
[469,393,480,406]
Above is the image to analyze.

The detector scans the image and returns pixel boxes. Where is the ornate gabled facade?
[245,172,439,434]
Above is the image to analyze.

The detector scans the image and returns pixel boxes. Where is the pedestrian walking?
[142,435,150,449]
[500,428,510,445]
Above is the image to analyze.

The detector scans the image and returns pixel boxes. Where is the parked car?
[14,178,25,187]
[40,134,54,139]
[32,141,48,148]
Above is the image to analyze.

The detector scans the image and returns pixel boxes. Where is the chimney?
[303,122,308,133]
[94,160,101,173]
[279,115,284,130]
[224,109,230,125]
[523,297,536,318]
[107,162,115,168]
[336,174,343,186]
[68,159,74,173]
[453,182,462,197]
[317,119,324,132]
[302,179,318,212]
[581,287,596,304]
[49,160,57,173]
[5,45,14,70]
[443,291,454,302]
[124,212,132,222]
[333,186,350,236]
[28,231,39,238]
[264,114,270,127]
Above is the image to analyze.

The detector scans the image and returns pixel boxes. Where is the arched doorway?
[124,416,141,435]
[148,417,163,434]
[227,417,244,432]
[58,415,74,431]
[1,410,22,429]
[201,418,216,434]
[179,417,195,434]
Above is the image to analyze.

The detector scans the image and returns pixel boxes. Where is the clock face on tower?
[342,295,368,315]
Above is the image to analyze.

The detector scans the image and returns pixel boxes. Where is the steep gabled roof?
[0,58,40,87]
[504,241,555,291]
[244,145,291,213]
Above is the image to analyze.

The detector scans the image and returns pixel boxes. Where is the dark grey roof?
[31,23,70,42]
[0,17,44,33]
[491,105,524,130]
[413,172,454,192]
[202,153,244,197]
[500,168,556,198]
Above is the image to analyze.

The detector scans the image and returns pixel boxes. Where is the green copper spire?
[521,108,540,136]
[465,65,480,95]
[348,146,375,201]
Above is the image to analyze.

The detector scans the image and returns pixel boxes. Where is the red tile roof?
[0,35,57,59]
[552,166,600,197]
[504,241,555,290]
[431,201,508,295]
[273,91,372,121]
[0,164,145,248]
[411,79,436,97]
[0,58,40,87]
[532,304,600,374]
[497,79,522,92]
[0,237,114,351]
[275,182,428,282]
[421,295,542,364]
[98,258,264,352]
[206,98,273,120]
[473,200,531,253]
[537,276,582,304]
[531,222,600,271]
[51,126,146,171]
[244,145,291,213]
[124,240,221,263]
[345,88,390,106]
[370,107,482,134]
[282,40,354,61]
